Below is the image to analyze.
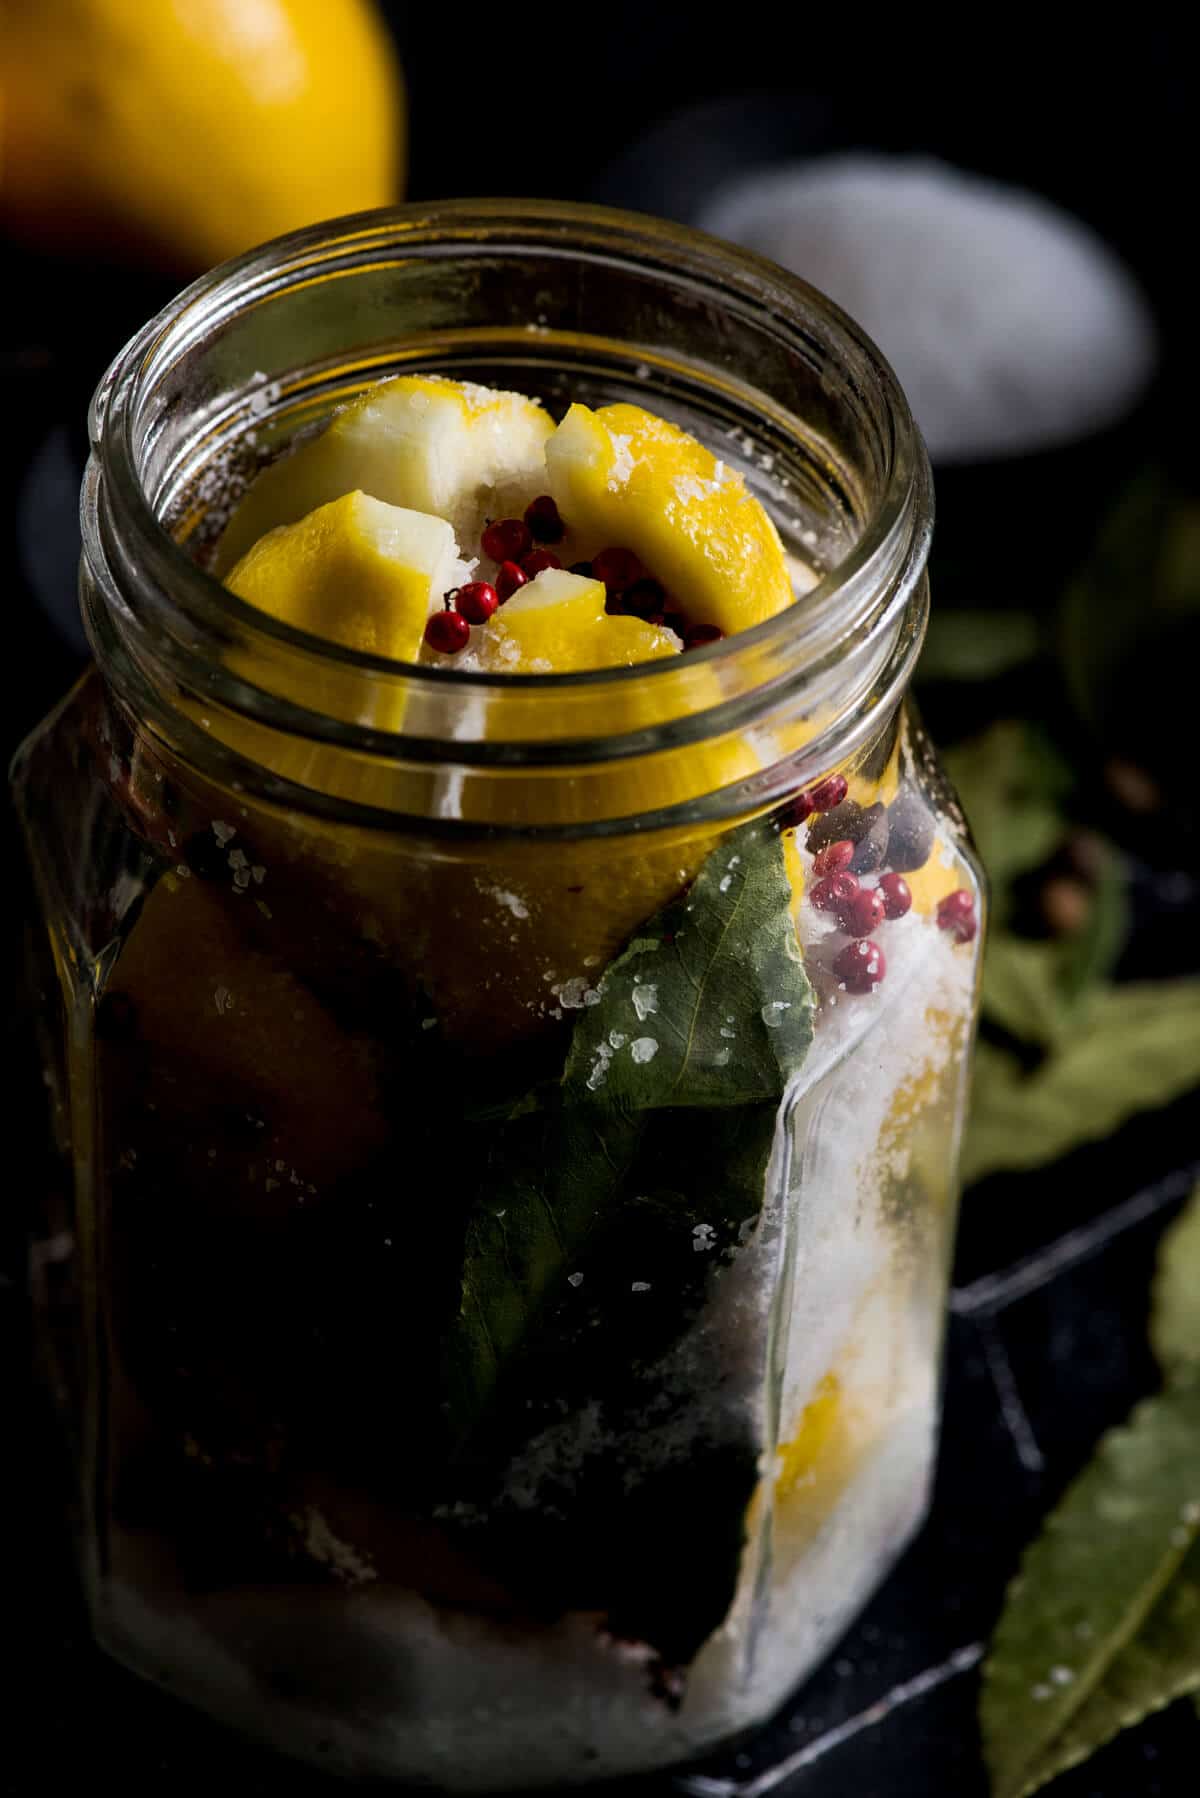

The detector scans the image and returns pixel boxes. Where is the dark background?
[4,16,1196,733]
[3,12,1195,1797]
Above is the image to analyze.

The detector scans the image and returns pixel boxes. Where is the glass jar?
[13,201,982,1787]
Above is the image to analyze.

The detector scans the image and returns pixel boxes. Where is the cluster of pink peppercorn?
[423,495,725,654]
[782,772,978,995]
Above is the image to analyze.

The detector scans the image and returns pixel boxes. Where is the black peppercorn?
[885,787,937,872]
[848,802,890,873]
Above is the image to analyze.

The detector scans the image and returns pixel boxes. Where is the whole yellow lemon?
[0,0,403,271]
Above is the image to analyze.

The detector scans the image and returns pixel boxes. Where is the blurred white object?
[703,156,1157,462]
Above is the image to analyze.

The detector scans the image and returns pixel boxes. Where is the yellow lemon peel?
[0,0,403,272]
[544,401,794,635]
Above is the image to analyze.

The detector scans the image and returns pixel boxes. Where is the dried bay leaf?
[1011,1537,1200,1795]
[981,935,1072,1050]
[942,721,1071,912]
[563,817,816,1112]
[963,982,1200,1184]
[1151,1183,1200,1380]
[443,821,814,1445]
[980,855,1127,1051]
[982,1379,1200,1798]
[435,820,817,1664]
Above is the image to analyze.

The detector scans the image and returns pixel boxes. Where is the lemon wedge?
[544,401,794,634]
[108,871,387,1196]
[477,568,680,674]
[225,489,463,663]
[216,376,552,574]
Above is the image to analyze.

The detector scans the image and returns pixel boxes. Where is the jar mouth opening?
[93,199,927,694]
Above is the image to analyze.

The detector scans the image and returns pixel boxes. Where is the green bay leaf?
[1017,1537,1200,1796]
[980,851,1127,1052]
[443,1098,645,1437]
[1152,1184,1200,1380]
[981,1379,1200,1798]
[982,936,1073,1050]
[1056,844,1128,1004]
[942,721,1071,918]
[563,818,815,1111]
[962,981,1200,1184]
[443,822,815,1452]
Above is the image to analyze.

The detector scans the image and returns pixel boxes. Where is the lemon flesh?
[544,401,794,634]
[216,377,552,575]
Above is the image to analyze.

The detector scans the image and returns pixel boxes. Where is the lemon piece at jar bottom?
[776,1372,845,1502]
[104,873,387,1197]
[880,1006,964,1137]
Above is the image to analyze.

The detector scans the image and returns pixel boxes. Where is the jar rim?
[83,199,932,825]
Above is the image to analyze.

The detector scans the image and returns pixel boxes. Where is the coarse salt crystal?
[608,433,635,488]
[492,888,530,920]
[632,984,659,1022]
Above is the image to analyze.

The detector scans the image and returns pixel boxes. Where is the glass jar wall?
[13,203,982,1787]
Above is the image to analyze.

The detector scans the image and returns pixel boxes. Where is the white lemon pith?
[216,377,554,576]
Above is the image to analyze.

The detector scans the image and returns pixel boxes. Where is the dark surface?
[4,21,1197,1797]
[4,1117,1197,1797]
